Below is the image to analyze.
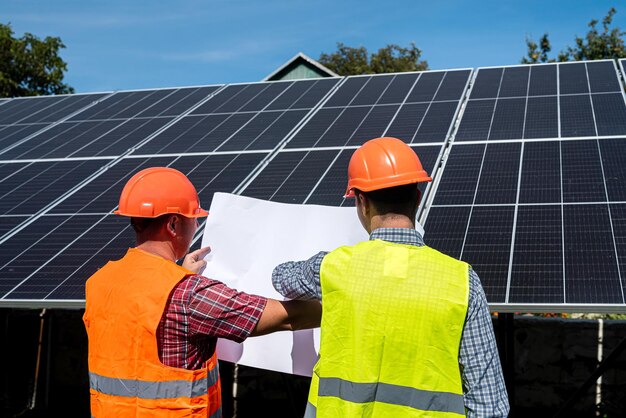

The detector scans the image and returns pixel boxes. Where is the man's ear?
[165,214,178,237]
[357,193,369,217]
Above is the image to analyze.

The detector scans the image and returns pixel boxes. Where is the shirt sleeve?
[185,275,268,343]
[272,251,327,300]
[460,268,510,417]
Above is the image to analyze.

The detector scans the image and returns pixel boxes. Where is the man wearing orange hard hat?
[273,137,509,417]
[83,167,321,417]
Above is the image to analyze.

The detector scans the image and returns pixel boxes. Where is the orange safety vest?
[83,248,222,417]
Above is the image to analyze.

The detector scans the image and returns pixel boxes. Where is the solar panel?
[0,93,108,152]
[422,60,626,311]
[2,61,626,313]
[131,79,340,154]
[0,86,221,160]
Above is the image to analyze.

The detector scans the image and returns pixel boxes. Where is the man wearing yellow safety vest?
[83,167,321,417]
[273,137,510,417]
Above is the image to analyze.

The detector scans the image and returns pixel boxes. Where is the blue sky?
[4,1,625,93]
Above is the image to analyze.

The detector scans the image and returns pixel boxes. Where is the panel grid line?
[596,139,626,303]
[459,68,505,258]
[504,68,533,303]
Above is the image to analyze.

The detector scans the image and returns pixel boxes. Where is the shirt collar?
[369,228,424,247]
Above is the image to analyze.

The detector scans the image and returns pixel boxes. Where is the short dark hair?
[355,184,421,217]
[130,214,171,234]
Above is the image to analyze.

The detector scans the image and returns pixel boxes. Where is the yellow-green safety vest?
[308,239,469,417]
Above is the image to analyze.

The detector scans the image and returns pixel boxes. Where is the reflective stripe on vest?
[89,367,219,399]
[318,377,465,415]
[312,240,469,418]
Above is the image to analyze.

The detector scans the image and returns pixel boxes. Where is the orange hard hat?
[114,167,208,218]
[344,137,432,198]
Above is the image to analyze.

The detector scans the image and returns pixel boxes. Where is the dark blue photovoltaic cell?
[434,70,471,101]
[470,68,502,99]
[345,105,399,146]
[241,152,307,201]
[324,77,370,107]
[306,149,353,207]
[474,142,521,204]
[498,67,529,98]
[433,144,484,205]
[286,108,341,149]
[190,84,247,114]
[239,110,309,151]
[563,204,622,304]
[69,90,158,121]
[351,75,395,106]
[2,215,133,300]
[524,96,558,139]
[413,102,458,143]
[0,159,109,215]
[454,100,495,141]
[509,205,563,303]
[385,103,428,142]
[258,150,341,204]
[519,141,561,204]
[239,82,292,112]
[462,205,515,303]
[18,94,107,124]
[559,62,589,95]
[268,79,336,110]
[4,118,173,159]
[592,93,626,136]
[0,215,97,298]
[407,72,445,103]
[291,78,340,109]
[377,73,420,104]
[560,95,596,137]
[609,203,626,300]
[600,138,626,202]
[561,140,606,203]
[131,114,228,154]
[209,83,270,113]
[213,112,282,151]
[161,113,256,153]
[0,124,48,152]
[423,206,471,259]
[586,61,621,93]
[489,98,525,140]
[0,94,106,125]
[528,64,557,96]
[136,86,219,117]
[0,216,27,238]
[314,107,371,148]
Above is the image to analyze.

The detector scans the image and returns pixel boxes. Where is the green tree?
[319,42,428,76]
[521,8,626,63]
[0,22,74,97]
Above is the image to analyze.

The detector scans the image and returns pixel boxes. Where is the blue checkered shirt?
[272,228,510,417]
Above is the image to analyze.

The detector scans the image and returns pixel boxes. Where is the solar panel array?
[0,60,625,312]
[424,60,626,311]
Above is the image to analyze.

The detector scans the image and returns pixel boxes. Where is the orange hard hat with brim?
[114,167,208,218]
[344,137,432,198]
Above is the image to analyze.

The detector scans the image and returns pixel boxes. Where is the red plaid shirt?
[157,274,267,370]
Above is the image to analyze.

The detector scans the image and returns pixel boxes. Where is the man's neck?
[369,214,414,232]
[137,241,177,262]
